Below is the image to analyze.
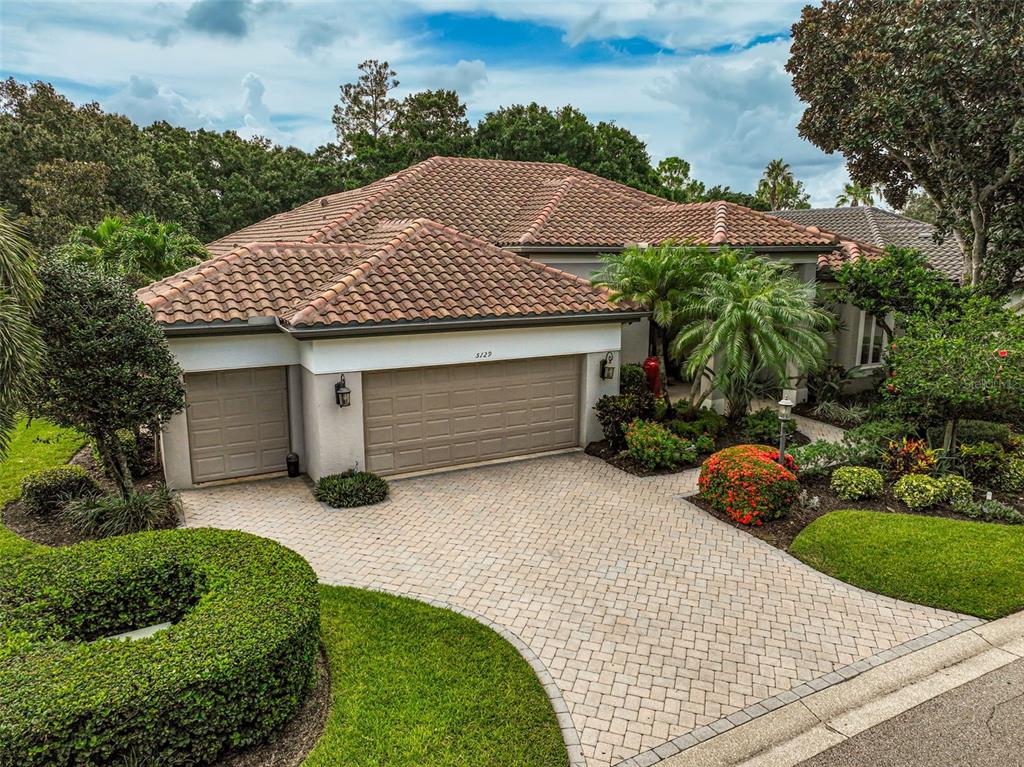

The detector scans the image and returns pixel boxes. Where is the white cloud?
[426,59,488,95]
[106,75,214,129]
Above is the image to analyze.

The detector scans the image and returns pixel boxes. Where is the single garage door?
[184,367,290,483]
[364,356,580,475]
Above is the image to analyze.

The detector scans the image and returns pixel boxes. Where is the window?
[857,310,888,366]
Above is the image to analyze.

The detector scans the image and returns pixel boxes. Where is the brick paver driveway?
[182,452,970,767]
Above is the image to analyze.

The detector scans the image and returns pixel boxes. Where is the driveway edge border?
[322,581,586,767]
[633,610,1024,767]
[610,615,986,767]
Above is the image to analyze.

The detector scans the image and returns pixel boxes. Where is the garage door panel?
[185,366,288,483]
[364,356,579,475]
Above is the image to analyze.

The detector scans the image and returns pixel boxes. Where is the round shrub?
[619,363,648,397]
[892,473,945,510]
[830,466,884,501]
[937,474,975,511]
[315,470,389,508]
[699,444,799,526]
[0,528,319,767]
[20,465,100,516]
[624,419,697,470]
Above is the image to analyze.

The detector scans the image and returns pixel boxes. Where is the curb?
[650,609,1024,767]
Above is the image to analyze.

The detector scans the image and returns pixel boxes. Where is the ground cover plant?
[314,471,389,508]
[791,510,1024,619]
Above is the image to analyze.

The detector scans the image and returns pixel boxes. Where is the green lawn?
[0,417,85,558]
[791,510,1024,619]
[306,586,566,767]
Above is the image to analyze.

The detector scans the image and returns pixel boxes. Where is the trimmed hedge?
[315,470,389,508]
[0,528,320,767]
[20,465,99,516]
[699,444,799,526]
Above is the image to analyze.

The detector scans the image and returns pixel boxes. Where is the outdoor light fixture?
[334,375,351,408]
[600,352,616,380]
[777,396,795,465]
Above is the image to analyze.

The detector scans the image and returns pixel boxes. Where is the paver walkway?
[182,452,968,767]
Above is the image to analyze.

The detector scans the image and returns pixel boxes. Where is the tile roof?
[772,206,963,281]
[140,219,637,330]
[205,156,877,256]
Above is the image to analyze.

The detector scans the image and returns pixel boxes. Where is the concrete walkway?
[181,450,972,767]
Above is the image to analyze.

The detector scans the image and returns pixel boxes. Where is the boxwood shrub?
[0,528,320,767]
[892,473,945,510]
[830,466,884,501]
[20,465,100,516]
[315,470,389,508]
[699,444,799,526]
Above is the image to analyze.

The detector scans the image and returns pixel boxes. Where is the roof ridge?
[137,243,257,311]
[287,219,428,326]
[515,177,577,245]
[303,158,442,245]
[863,206,886,246]
[711,201,730,244]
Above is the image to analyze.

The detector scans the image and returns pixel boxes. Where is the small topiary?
[619,363,648,397]
[314,470,389,508]
[958,441,1009,486]
[624,420,697,470]
[594,392,655,450]
[699,444,799,526]
[892,473,945,510]
[20,465,100,516]
[743,407,796,444]
[63,484,181,537]
[830,466,884,501]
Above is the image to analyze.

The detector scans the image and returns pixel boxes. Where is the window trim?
[856,309,890,367]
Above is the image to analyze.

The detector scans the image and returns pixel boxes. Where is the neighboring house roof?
[771,206,963,281]
[139,218,641,334]
[145,156,883,334]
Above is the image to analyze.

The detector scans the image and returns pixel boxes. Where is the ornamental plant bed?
[2,438,175,548]
[586,422,810,477]
[690,474,1024,550]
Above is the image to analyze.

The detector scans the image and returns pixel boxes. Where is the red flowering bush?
[698,444,798,526]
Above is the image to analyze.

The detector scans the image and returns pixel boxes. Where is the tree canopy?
[755,158,810,210]
[29,259,185,497]
[788,0,1024,287]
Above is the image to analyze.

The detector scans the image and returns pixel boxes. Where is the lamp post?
[777,396,794,465]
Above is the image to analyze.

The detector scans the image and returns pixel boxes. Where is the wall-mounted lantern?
[599,352,616,380]
[334,375,351,408]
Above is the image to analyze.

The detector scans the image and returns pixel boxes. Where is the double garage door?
[364,356,580,475]
[185,367,290,483]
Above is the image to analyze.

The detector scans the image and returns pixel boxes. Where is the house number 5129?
[474,351,493,359]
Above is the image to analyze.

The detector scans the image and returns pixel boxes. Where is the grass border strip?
[324,580,585,767]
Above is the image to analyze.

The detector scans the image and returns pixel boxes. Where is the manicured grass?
[306,586,567,767]
[790,510,1024,620]
[0,418,85,557]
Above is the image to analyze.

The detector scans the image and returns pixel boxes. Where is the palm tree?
[756,158,810,209]
[670,251,833,418]
[835,182,874,207]
[593,242,713,407]
[59,214,206,287]
[0,208,42,458]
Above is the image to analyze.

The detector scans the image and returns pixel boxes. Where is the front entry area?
[184,367,290,483]
[362,356,580,475]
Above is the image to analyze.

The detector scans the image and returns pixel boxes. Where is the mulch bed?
[215,646,331,767]
[587,423,810,477]
[690,475,1024,550]
[2,436,177,548]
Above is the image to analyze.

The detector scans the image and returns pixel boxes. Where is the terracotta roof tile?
[141,219,636,329]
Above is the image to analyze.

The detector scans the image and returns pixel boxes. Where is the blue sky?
[0,0,850,205]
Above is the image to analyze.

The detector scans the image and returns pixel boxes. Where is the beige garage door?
[184,367,289,483]
[364,356,580,475]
